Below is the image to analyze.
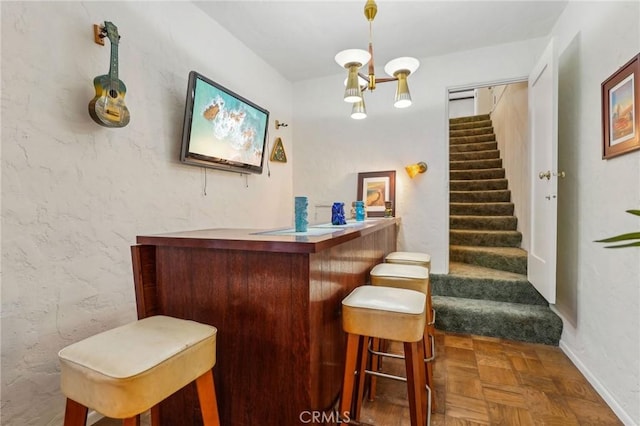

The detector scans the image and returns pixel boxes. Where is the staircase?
[431,114,563,345]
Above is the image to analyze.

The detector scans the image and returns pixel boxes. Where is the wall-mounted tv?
[180,71,269,174]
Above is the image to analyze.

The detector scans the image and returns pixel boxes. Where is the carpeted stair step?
[450,158,502,170]
[450,150,500,161]
[450,141,498,153]
[450,190,511,203]
[449,119,493,131]
[450,215,517,230]
[450,202,514,216]
[450,168,505,180]
[432,295,562,345]
[450,134,496,145]
[449,114,490,125]
[431,262,547,305]
[450,229,522,247]
[450,245,527,274]
[450,127,494,138]
[450,178,508,191]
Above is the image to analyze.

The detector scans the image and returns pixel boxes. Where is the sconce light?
[405,161,427,178]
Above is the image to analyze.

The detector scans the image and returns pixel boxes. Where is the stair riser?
[450,190,511,203]
[449,114,490,125]
[450,150,500,161]
[431,275,547,306]
[450,141,498,152]
[450,159,503,170]
[450,179,508,191]
[432,298,562,345]
[450,203,514,216]
[450,169,505,180]
[450,127,494,138]
[450,231,522,247]
[450,247,527,274]
[449,119,493,131]
[450,134,496,145]
[450,216,517,230]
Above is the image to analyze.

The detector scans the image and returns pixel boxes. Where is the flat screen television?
[180,71,269,174]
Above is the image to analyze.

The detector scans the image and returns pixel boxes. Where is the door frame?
[445,77,528,273]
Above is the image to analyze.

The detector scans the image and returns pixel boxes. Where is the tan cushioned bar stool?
[339,286,429,426]
[369,262,436,412]
[385,251,431,270]
[58,315,220,426]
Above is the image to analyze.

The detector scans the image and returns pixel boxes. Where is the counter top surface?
[136,218,399,253]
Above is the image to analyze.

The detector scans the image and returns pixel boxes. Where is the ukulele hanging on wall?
[88,21,130,128]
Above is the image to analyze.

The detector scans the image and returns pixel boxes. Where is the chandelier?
[334,0,420,119]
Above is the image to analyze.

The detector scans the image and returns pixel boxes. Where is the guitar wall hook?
[89,21,130,128]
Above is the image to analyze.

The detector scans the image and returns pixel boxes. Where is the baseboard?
[559,340,637,426]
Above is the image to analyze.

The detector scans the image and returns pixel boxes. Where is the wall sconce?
[405,162,427,178]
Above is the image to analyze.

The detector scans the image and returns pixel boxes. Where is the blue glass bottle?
[294,196,308,232]
[355,201,365,221]
[331,202,347,225]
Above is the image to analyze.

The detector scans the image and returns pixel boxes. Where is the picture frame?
[357,170,396,217]
[601,54,640,159]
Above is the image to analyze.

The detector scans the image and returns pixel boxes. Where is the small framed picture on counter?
[357,170,396,217]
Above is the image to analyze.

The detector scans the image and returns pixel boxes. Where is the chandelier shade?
[335,1,419,119]
[384,57,420,77]
[335,49,371,103]
[351,98,367,120]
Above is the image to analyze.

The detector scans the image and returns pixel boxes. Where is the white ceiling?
[194,1,568,82]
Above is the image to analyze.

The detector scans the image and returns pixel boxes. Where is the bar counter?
[131,218,399,426]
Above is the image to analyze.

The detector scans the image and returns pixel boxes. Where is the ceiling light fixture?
[335,0,420,119]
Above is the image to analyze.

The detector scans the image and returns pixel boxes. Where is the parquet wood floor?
[355,331,622,425]
[93,330,621,426]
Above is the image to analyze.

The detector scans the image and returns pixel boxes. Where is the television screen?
[180,71,269,174]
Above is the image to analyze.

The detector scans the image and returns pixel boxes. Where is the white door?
[528,40,558,304]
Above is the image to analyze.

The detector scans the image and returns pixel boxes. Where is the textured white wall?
[293,38,546,274]
[448,98,474,119]
[550,2,640,424]
[1,2,292,424]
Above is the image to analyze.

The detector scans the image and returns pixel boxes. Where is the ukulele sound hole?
[108,89,118,98]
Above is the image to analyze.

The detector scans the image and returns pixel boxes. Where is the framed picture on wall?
[601,53,640,159]
[357,170,396,217]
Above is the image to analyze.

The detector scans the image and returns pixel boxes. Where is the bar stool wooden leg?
[404,340,427,426]
[354,336,370,419]
[122,417,140,426]
[63,399,88,426]
[425,285,436,413]
[150,406,160,426]
[195,369,220,426]
[339,333,361,421]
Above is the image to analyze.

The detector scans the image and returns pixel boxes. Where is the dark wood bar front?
[131,219,398,426]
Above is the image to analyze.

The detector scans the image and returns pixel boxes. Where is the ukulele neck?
[108,43,119,82]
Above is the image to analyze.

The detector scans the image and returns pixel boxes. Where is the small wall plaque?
[270,137,287,163]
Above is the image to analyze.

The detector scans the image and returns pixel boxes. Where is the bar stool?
[385,251,431,270]
[369,262,436,411]
[58,315,220,426]
[339,285,430,426]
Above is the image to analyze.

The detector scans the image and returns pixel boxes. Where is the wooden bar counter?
[131,218,398,426]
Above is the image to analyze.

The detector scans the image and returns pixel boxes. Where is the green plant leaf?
[602,241,640,249]
[595,208,640,248]
[595,232,640,243]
